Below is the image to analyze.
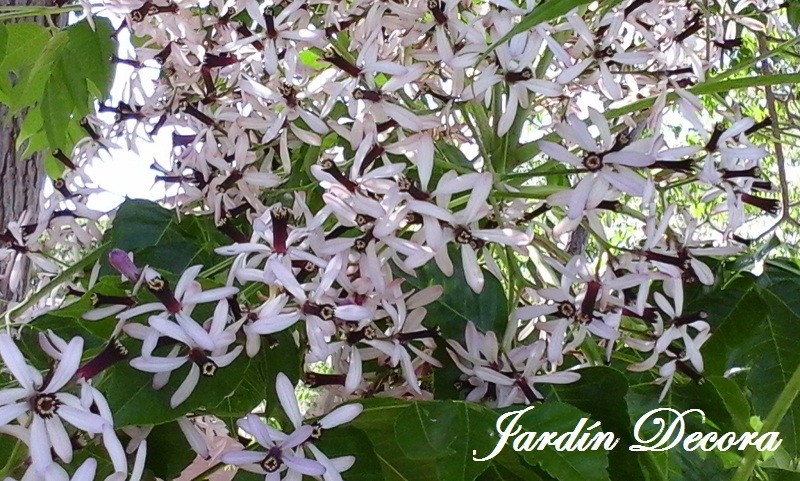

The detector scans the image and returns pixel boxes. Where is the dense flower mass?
[0,0,795,478]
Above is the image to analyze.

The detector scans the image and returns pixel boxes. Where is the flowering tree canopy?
[1,0,800,480]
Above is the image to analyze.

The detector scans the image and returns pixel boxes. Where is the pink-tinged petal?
[221,450,266,466]
[320,404,363,430]
[282,425,313,450]
[599,62,622,100]
[335,305,371,322]
[0,402,26,427]
[130,439,148,481]
[58,406,107,433]
[406,200,456,223]
[563,175,595,220]
[538,141,582,167]
[603,169,646,197]
[603,150,654,167]
[103,425,128,472]
[45,337,83,392]
[44,463,72,481]
[83,305,126,321]
[473,366,514,386]
[462,173,492,223]
[514,304,557,320]
[556,58,592,84]
[175,313,216,351]
[177,417,210,459]
[117,302,163,321]
[73,458,98,481]
[251,313,300,335]
[46,417,73,463]
[148,316,191,345]
[283,454,326,476]
[183,287,239,306]
[0,388,28,406]
[690,258,715,286]
[30,415,53,466]
[497,92,518,136]
[276,373,302,428]
[175,265,202,299]
[170,364,200,408]
[559,116,596,152]
[210,346,243,368]
[472,228,529,246]
[130,355,187,373]
[461,245,484,294]
[268,258,306,301]
[243,414,273,447]
[416,134,434,191]
[0,333,36,391]
[345,348,362,395]
[306,444,343,481]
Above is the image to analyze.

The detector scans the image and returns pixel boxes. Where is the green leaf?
[62,18,115,97]
[41,76,73,151]
[0,22,49,73]
[512,403,611,481]
[104,200,228,275]
[144,422,197,479]
[15,29,67,112]
[315,425,384,481]
[100,330,300,427]
[544,367,644,481]
[394,402,459,459]
[763,468,800,481]
[695,266,800,455]
[298,49,326,70]
[626,384,735,481]
[399,253,508,343]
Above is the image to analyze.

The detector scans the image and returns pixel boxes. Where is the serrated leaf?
[16,30,68,111]
[695,266,800,455]
[0,22,49,73]
[63,18,115,98]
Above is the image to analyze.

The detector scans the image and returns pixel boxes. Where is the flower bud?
[108,249,140,282]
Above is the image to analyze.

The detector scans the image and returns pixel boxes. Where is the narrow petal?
[46,417,73,463]
[170,363,201,408]
[276,373,303,428]
[0,333,36,391]
[58,406,107,433]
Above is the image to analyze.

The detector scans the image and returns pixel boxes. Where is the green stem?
[0,4,81,21]
[0,440,24,479]
[731,361,800,481]
[1,242,109,328]
[641,450,669,481]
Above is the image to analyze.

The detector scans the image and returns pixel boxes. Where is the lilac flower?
[220,416,324,481]
[126,301,244,407]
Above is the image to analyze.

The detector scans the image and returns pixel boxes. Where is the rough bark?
[0,0,49,308]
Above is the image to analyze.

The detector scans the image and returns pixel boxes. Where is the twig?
[751,35,793,242]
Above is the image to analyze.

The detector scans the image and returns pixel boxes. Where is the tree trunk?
[0,0,49,309]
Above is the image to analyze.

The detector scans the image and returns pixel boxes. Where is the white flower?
[126,300,244,408]
[0,333,115,468]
